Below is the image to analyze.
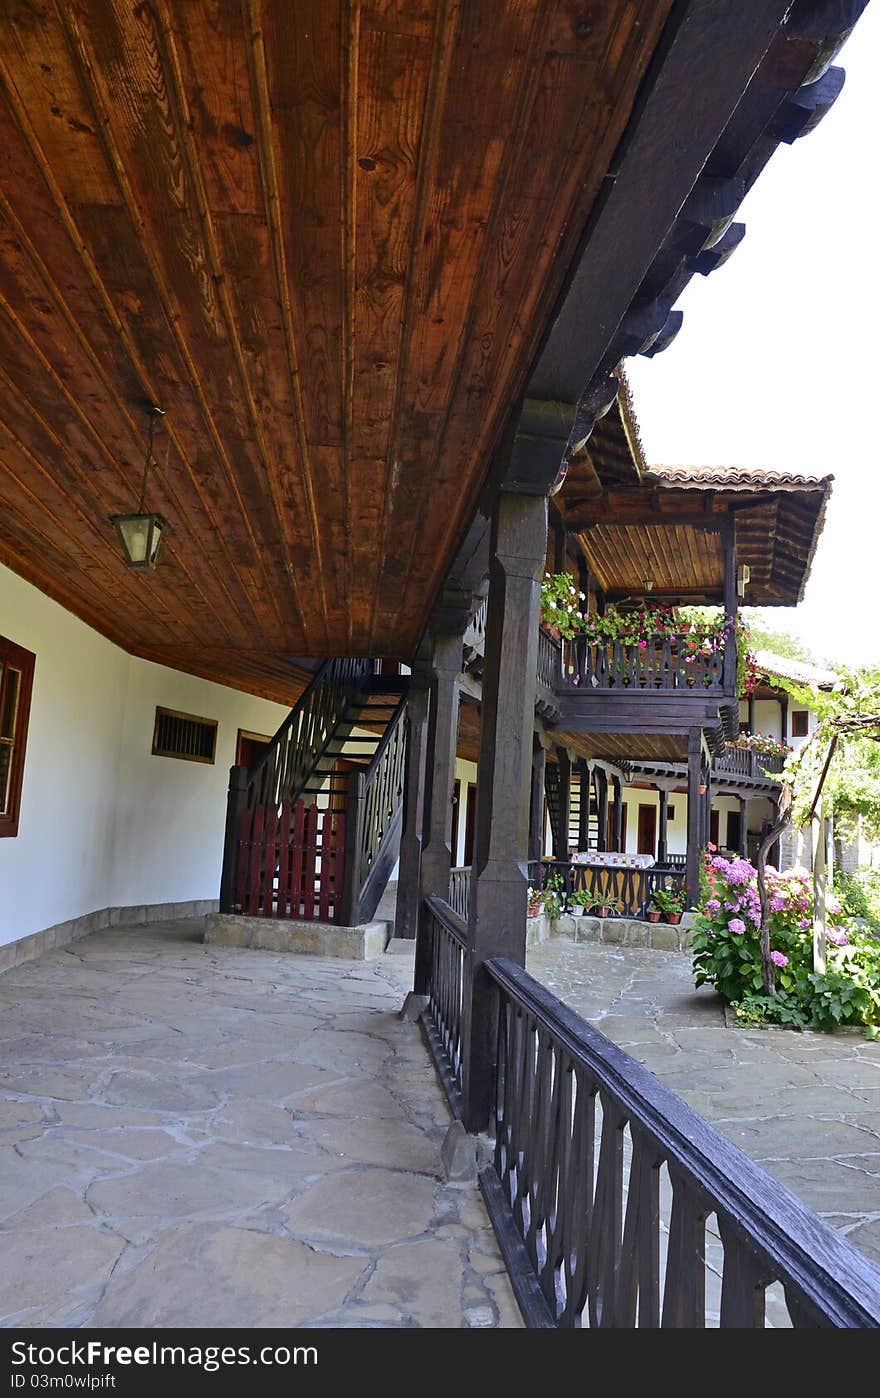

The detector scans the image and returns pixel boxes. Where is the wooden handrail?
[482,955,880,1327]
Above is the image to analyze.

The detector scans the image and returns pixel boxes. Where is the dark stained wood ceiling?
[0,0,673,699]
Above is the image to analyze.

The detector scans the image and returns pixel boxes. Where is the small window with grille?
[151,707,218,764]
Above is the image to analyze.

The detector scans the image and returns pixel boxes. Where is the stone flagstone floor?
[0,919,520,1329]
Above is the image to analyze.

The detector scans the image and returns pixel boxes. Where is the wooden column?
[413,633,462,994]
[739,795,748,857]
[394,674,430,942]
[218,765,248,913]
[528,734,546,865]
[553,746,572,859]
[612,775,623,852]
[577,758,590,851]
[686,728,703,905]
[595,766,609,852]
[553,517,566,574]
[780,694,789,744]
[461,489,547,1133]
[657,787,669,865]
[747,692,756,734]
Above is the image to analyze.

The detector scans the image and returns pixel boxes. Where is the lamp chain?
[137,414,157,514]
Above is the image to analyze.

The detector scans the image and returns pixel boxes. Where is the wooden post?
[812,801,827,974]
[413,633,462,993]
[595,766,609,852]
[686,728,702,905]
[528,734,546,865]
[722,518,738,695]
[657,787,669,865]
[553,517,566,574]
[612,775,623,852]
[577,758,590,851]
[219,765,249,913]
[394,676,430,941]
[747,692,756,734]
[553,745,572,859]
[739,795,748,858]
[340,769,366,926]
[461,488,547,1133]
[780,694,789,744]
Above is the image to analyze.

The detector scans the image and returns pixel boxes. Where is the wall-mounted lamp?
[110,406,167,571]
[643,577,654,593]
[737,563,751,598]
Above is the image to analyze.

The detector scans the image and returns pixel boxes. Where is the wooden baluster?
[718,1216,769,1327]
[291,800,305,918]
[617,1127,662,1327]
[244,806,262,915]
[562,1070,597,1326]
[304,804,319,919]
[331,809,345,923]
[318,808,333,921]
[524,1028,549,1272]
[234,803,252,914]
[544,1052,574,1321]
[261,803,278,917]
[276,797,291,918]
[661,1172,707,1326]
[590,1093,626,1326]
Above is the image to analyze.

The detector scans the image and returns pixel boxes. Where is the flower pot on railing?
[646,909,662,923]
[665,912,682,925]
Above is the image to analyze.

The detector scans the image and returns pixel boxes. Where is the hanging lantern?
[110,405,167,572]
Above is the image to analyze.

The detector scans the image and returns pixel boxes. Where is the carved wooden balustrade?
[529,858,686,920]
[715,746,785,779]
[421,895,467,1111]
[560,633,727,692]
[480,955,880,1328]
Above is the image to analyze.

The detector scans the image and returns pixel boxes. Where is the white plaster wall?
[110,658,289,907]
[0,567,129,946]
[0,565,290,945]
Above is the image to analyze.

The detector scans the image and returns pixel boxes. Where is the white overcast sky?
[627,4,880,670]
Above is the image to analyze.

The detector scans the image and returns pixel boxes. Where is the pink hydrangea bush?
[692,852,880,1032]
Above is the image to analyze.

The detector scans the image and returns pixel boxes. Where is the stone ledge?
[203,913,390,960]
[527,912,694,953]
[0,898,220,978]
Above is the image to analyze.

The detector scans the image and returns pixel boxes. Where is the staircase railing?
[219,658,375,916]
[342,694,408,925]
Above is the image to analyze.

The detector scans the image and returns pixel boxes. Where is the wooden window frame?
[791,710,809,738]
[0,636,36,839]
[151,706,218,764]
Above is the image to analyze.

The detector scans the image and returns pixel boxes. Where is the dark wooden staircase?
[220,661,408,926]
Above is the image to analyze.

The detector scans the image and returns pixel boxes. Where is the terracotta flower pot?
[665,912,682,925]
[646,910,662,923]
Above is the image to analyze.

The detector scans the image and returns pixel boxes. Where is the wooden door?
[637,803,656,857]
[710,808,720,849]
[236,728,271,768]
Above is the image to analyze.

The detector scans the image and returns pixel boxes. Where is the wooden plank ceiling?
[0,0,672,702]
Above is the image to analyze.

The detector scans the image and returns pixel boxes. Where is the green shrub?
[692,853,880,1033]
